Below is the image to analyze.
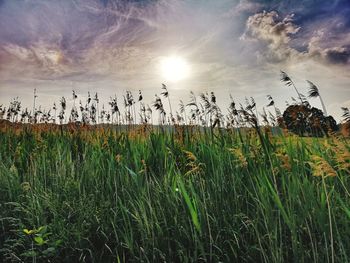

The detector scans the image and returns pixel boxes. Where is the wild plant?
[342,107,350,123]
[152,94,166,125]
[161,84,173,121]
[58,97,66,124]
[280,70,304,104]
[109,95,120,124]
[307,80,328,116]
[187,91,200,125]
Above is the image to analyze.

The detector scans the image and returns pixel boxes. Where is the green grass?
[0,126,349,262]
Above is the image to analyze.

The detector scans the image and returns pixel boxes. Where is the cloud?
[236,0,263,13]
[0,0,176,80]
[223,0,263,17]
[241,11,301,63]
[242,10,350,66]
[325,48,350,64]
[307,29,350,65]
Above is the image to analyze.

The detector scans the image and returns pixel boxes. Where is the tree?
[282,104,337,137]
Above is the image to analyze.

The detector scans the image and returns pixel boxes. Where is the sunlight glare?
[160,56,190,82]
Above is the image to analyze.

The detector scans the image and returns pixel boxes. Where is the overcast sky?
[0,0,349,121]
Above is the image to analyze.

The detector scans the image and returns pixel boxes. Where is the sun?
[160,56,190,82]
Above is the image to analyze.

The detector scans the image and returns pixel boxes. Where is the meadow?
[0,122,349,262]
[1,72,350,262]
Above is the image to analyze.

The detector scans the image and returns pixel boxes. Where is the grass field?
[0,123,349,262]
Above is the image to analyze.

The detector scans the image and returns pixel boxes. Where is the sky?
[0,0,349,122]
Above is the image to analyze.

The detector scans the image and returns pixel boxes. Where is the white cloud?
[241,11,302,63]
[242,10,350,65]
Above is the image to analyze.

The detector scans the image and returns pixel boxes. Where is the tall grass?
[0,125,349,262]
